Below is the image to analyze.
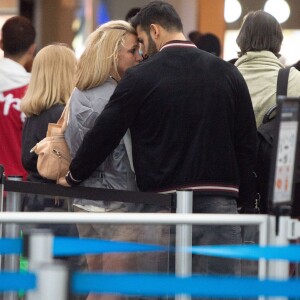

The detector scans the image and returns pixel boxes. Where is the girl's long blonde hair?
[21,44,77,116]
[76,20,136,90]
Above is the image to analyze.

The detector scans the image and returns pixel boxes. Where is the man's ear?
[149,24,160,40]
[23,43,36,71]
[28,43,36,56]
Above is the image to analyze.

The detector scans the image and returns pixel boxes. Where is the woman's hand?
[58,176,71,187]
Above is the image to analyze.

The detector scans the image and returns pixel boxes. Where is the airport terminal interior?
[1,0,300,64]
[1,1,300,299]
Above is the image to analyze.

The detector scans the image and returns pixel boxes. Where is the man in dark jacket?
[62,1,257,275]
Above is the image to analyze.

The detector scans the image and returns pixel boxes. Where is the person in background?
[235,10,300,127]
[235,10,300,275]
[195,32,221,57]
[21,44,76,223]
[227,57,238,65]
[125,7,141,22]
[188,30,201,43]
[0,16,36,180]
[291,60,300,71]
[60,0,257,277]
[64,20,142,300]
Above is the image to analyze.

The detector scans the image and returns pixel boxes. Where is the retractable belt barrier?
[1,237,300,261]
[0,176,176,300]
[3,179,174,207]
[1,233,300,298]
[0,177,194,300]
[1,171,299,299]
[1,272,300,298]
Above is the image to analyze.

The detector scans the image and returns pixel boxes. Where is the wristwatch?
[65,171,81,186]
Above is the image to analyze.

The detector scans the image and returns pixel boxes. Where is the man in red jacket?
[0,16,36,179]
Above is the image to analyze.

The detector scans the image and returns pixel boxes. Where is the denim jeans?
[241,225,258,276]
[192,195,242,276]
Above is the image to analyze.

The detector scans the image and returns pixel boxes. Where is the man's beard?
[146,33,158,57]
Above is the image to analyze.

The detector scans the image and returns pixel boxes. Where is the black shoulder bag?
[256,67,290,213]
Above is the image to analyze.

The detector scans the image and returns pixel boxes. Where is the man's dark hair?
[125,7,141,22]
[236,10,283,58]
[195,33,221,57]
[131,1,183,34]
[1,16,36,56]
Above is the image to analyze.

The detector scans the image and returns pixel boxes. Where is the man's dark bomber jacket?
[69,41,257,209]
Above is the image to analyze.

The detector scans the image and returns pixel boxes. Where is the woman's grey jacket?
[65,78,138,212]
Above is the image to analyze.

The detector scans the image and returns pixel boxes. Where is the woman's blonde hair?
[21,44,77,116]
[76,20,136,90]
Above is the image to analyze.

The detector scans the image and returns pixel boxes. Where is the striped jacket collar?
[160,40,197,52]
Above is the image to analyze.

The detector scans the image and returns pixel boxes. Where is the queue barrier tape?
[72,273,300,297]
[1,272,300,297]
[189,244,300,261]
[0,238,22,254]
[1,237,300,261]
[53,237,166,255]
[0,272,35,291]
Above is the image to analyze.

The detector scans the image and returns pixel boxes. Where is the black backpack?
[255,68,290,213]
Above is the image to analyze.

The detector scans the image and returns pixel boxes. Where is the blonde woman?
[64,20,142,300]
[21,44,76,213]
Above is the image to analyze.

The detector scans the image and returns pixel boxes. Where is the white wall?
[166,0,198,36]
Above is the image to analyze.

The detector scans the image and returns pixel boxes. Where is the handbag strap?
[276,67,290,96]
[56,96,71,133]
[261,67,290,124]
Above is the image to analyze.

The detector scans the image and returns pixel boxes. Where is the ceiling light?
[224,0,242,23]
[264,0,290,24]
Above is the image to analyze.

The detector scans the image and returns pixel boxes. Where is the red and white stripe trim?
[159,185,239,194]
[160,42,197,52]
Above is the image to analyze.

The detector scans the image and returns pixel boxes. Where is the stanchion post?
[24,229,53,271]
[0,165,5,272]
[175,190,193,300]
[25,229,69,300]
[0,165,4,233]
[258,215,268,280]
[26,262,68,300]
[267,215,290,300]
[268,215,290,279]
[0,165,4,300]
[3,176,22,300]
